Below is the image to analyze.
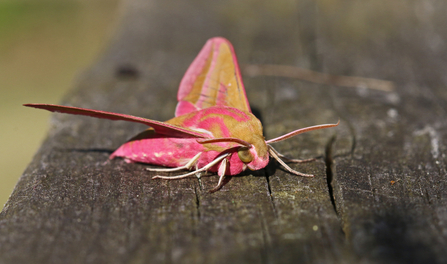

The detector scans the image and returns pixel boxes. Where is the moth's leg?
[195,171,202,179]
[146,153,202,172]
[194,163,203,179]
[196,172,204,190]
[152,153,230,180]
[209,158,228,193]
[267,144,316,163]
[268,146,314,177]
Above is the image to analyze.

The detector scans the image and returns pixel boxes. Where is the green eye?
[237,147,253,163]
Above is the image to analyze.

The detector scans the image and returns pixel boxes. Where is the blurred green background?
[0,0,120,208]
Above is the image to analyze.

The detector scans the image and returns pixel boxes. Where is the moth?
[25,37,339,191]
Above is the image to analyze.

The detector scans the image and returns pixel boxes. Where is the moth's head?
[237,144,269,171]
[198,135,269,172]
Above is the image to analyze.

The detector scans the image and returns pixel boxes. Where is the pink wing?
[24,104,207,138]
[175,37,251,116]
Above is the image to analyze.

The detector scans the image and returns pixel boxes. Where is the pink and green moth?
[25,37,339,191]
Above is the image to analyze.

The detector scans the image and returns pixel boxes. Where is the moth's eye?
[237,147,253,163]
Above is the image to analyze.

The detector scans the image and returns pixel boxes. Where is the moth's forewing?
[176,37,251,116]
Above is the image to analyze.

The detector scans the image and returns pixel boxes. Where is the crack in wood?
[193,185,201,220]
[325,135,338,216]
[264,175,278,218]
[259,209,271,264]
[324,134,348,241]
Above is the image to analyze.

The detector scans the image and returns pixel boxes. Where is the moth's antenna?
[197,137,251,147]
[266,120,339,144]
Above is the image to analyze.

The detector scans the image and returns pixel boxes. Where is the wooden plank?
[1,0,447,263]
[330,84,447,263]
[316,2,447,263]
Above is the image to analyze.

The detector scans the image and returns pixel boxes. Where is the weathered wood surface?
[1,0,447,263]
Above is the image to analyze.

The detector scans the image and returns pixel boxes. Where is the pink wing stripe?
[176,38,213,108]
[24,104,206,138]
[175,101,198,117]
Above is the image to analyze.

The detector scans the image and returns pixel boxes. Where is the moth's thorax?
[167,106,268,157]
